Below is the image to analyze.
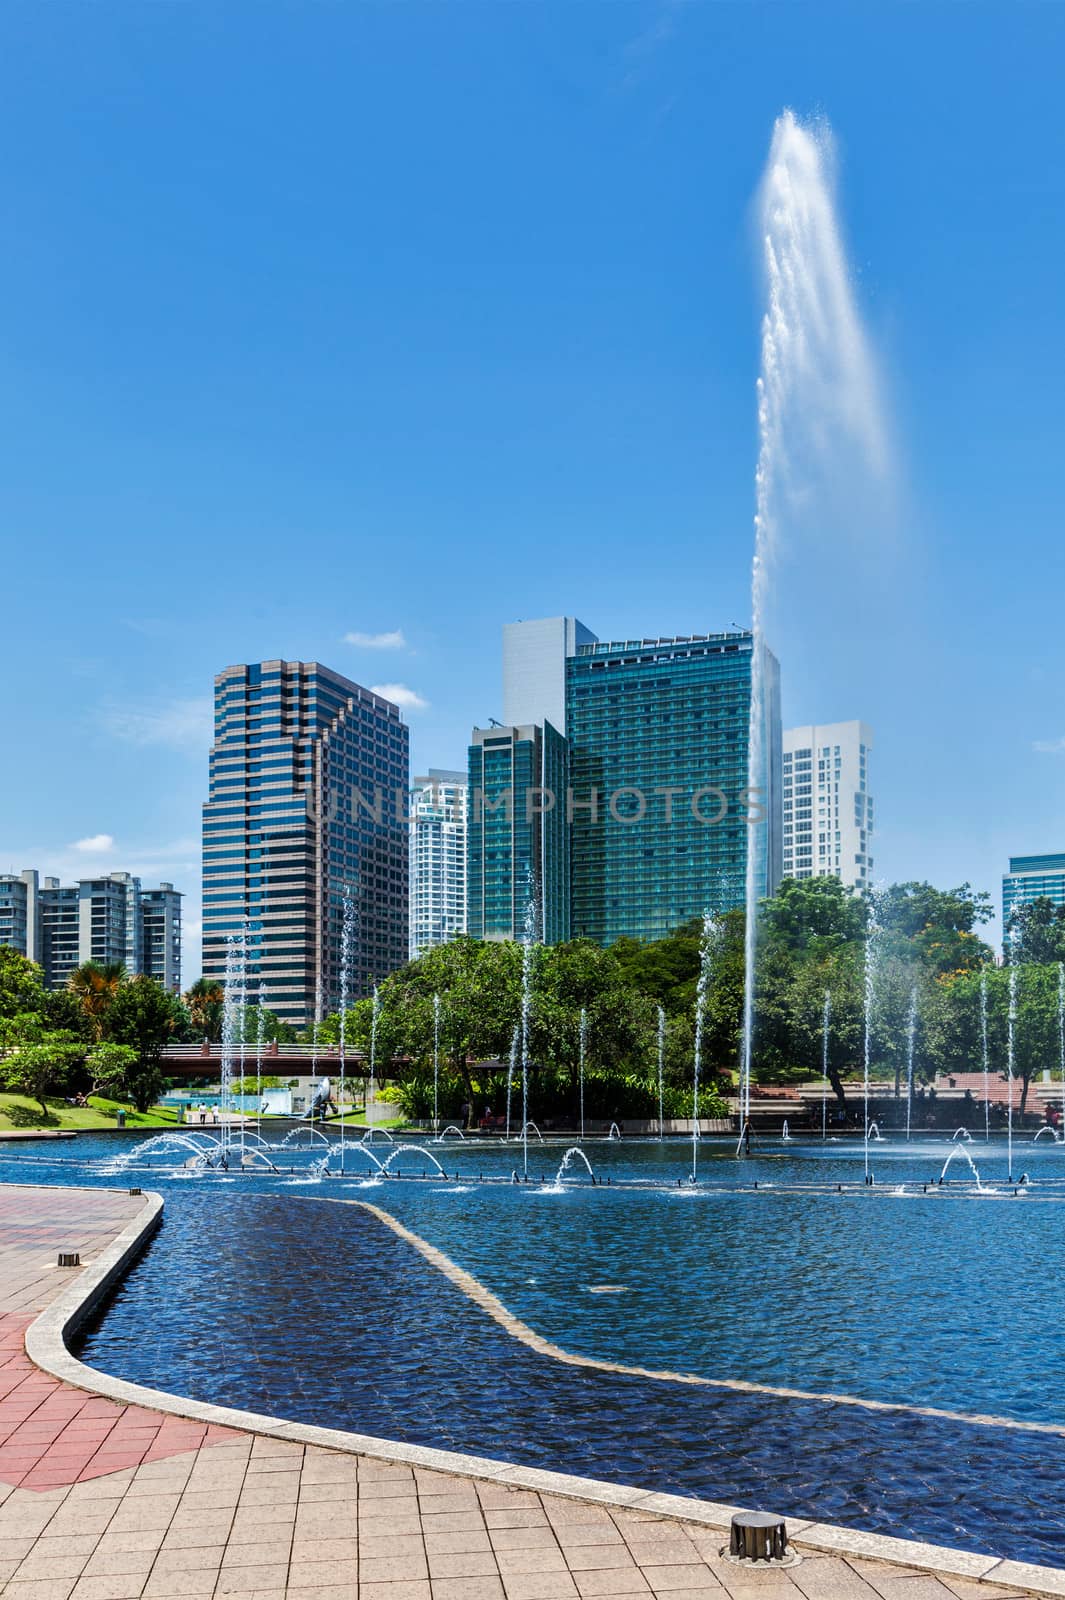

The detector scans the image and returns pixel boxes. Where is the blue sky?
[2,1,1064,969]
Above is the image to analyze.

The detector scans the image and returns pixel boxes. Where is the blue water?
[4,1128,1065,1567]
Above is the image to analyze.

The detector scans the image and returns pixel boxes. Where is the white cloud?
[72,833,115,854]
[371,683,429,712]
[1033,737,1065,754]
[99,696,213,753]
[343,629,407,650]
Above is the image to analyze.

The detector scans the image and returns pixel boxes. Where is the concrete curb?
[21,1186,1065,1599]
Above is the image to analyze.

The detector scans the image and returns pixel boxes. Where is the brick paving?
[0,1184,1035,1600]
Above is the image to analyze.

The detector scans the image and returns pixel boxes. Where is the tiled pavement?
[0,1184,1036,1600]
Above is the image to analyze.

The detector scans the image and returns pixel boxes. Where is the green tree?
[2,1034,84,1117]
[68,962,127,1040]
[84,1041,138,1099]
[104,977,187,1112]
[185,978,225,1041]
[1006,896,1065,966]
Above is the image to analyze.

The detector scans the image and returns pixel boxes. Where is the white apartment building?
[0,868,183,990]
[782,722,874,888]
[409,770,467,959]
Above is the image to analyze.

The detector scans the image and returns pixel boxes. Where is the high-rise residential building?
[409,770,468,960]
[0,870,40,961]
[0,870,179,989]
[782,722,874,887]
[466,723,569,942]
[202,660,409,1030]
[78,872,143,973]
[468,618,782,947]
[39,878,80,987]
[141,883,183,992]
[1002,853,1065,931]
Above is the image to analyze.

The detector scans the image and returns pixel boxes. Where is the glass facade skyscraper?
[566,632,780,945]
[468,620,782,949]
[202,660,409,1029]
[466,722,569,942]
[1002,853,1065,931]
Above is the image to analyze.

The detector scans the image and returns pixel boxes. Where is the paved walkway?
[0,1185,1035,1600]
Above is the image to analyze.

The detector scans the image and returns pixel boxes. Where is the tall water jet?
[693,910,714,1179]
[821,988,832,1140]
[657,1005,667,1140]
[520,899,538,1180]
[506,1025,519,1141]
[905,986,918,1142]
[981,967,990,1143]
[220,927,247,1154]
[338,889,356,1173]
[1007,943,1019,1182]
[742,110,888,1120]
[578,1006,588,1139]
[368,983,381,1129]
[1058,963,1065,1140]
[432,991,441,1133]
[863,907,878,1180]
[254,979,266,1145]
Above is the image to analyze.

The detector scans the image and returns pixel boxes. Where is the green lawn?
[0,1093,182,1133]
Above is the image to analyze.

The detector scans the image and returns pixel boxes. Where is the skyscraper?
[1002,853,1065,931]
[202,660,409,1030]
[409,770,468,959]
[782,722,874,887]
[466,723,569,942]
[567,631,780,945]
[0,871,39,962]
[469,618,782,947]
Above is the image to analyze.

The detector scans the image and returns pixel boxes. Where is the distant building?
[469,618,782,947]
[0,870,40,963]
[201,660,409,1030]
[503,616,597,735]
[0,869,181,990]
[409,770,468,960]
[1002,854,1065,930]
[141,883,183,992]
[782,722,874,887]
[466,722,569,943]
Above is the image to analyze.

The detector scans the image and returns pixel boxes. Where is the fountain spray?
[432,992,441,1134]
[368,984,380,1131]
[255,980,266,1145]
[1058,963,1064,1142]
[1007,939,1019,1182]
[338,889,356,1174]
[693,911,714,1179]
[821,988,832,1141]
[657,1005,666,1140]
[579,1007,588,1140]
[506,1025,519,1142]
[220,927,247,1156]
[981,967,990,1143]
[742,111,887,1125]
[521,899,537,1180]
[905,986,918,1142]
[863,908,877,1181]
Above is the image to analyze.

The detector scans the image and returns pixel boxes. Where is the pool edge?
[19,1184,1064,1599]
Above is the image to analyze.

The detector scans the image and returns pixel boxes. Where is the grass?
[0,1093,182,1133]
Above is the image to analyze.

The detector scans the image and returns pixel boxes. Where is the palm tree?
[185,977,225,1042]
[67,961,127,1040]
